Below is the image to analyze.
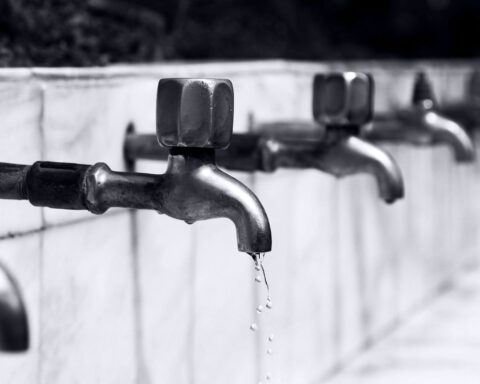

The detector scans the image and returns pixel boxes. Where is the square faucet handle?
[156,78,234,149]
[468,71,480,104]
[313,72,374,127]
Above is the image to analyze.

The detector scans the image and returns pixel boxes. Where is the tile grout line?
[129,209,149,384]
[36,78,46,384]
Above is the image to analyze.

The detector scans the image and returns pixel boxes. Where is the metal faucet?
[0,79,272,255]
[362,72,475,163]
[0,262,29,352]
[125,72,404,204]
[441,70,480,136]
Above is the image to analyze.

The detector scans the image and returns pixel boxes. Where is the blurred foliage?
[0,0,479,66]
[0,0,164,66]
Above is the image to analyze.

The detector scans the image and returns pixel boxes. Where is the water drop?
[267,348,273,355]
[256,305,264,313]
[255,275,262,283]
[266,373,272,381]
[266,298,273,309]
[250,323,258,332]
[255,264,261,271]
[268,334,274,342]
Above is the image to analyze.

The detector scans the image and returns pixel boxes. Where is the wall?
[0,61,478,384]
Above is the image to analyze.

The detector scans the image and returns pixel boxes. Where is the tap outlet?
[364,72,475,163]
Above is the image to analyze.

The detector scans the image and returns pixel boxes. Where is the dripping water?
[248,252,275,382]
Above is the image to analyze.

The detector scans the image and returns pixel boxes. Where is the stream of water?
[248,252,274,383]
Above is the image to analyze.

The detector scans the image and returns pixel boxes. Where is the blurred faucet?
[363,72,475,163]
[0,262,29,352]
[441,70,480,137]
[0,79,272,255]
[126,72,404,204]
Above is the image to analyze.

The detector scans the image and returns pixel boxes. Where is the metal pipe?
[0,150,271,254]
[0,261,29,352]
[0,163,29,200]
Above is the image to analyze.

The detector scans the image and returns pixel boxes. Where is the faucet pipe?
[0,149,271,254]
[125,125,404,204]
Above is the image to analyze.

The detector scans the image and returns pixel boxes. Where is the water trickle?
[266,298,273,309]
[248,252,275,382]
[249,253,270,298]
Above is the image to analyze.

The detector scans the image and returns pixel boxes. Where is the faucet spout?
[315,134,404,203]
[423,111,475,162]
[364,72,475,163]
[0,262,29,352]
[156,148,272,253]
[364,108,475,163]
[255,128,404,203]
[17,150,272,254]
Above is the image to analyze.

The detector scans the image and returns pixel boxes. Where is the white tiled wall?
[0,61,478,383]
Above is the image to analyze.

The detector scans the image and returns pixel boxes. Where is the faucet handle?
[412,72,437,108]
[156,78,234,149]
[467,71,480,104]
[312,72,374,127]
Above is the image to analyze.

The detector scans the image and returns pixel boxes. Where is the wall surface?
[0,61,478,384]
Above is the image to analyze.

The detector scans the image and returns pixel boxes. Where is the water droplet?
[266,298,273,309]
[256,305,264,313]
[268,334,274,342]
[267,348,273,355]
[266,373,272,381]
[255,264,261,271]
[255,275,262,283]
[250,323,258,332]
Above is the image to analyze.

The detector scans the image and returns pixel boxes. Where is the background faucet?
[125,72,404,204]
[0,78,272,255]
[441,70,480,137]
[0,262,29,352]
[362,72,475,163]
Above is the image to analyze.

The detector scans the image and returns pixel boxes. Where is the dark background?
[1,0,479,66]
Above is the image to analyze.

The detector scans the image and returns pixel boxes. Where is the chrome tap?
[125,72,404,204]
[441,70,480,135]
[0,79,272,255]
[363,72,475,163]
[0,262,29,352]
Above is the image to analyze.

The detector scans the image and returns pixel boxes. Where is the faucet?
[441,70,480,136]
[125,72,404,204]
[362,72,475,163]
[0,79,272,255]
[0,262,29,352]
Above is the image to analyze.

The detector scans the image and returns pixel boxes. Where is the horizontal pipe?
[0,163,30,200]
[125,132,264,172]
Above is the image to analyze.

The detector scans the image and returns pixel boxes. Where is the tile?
[326,269,480,384]
[289,172,338,382]
[41,78,134,226]
[40,214,136,384]
[0,234,41,384]
[136,209,195,384]
[0,78,43,236]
